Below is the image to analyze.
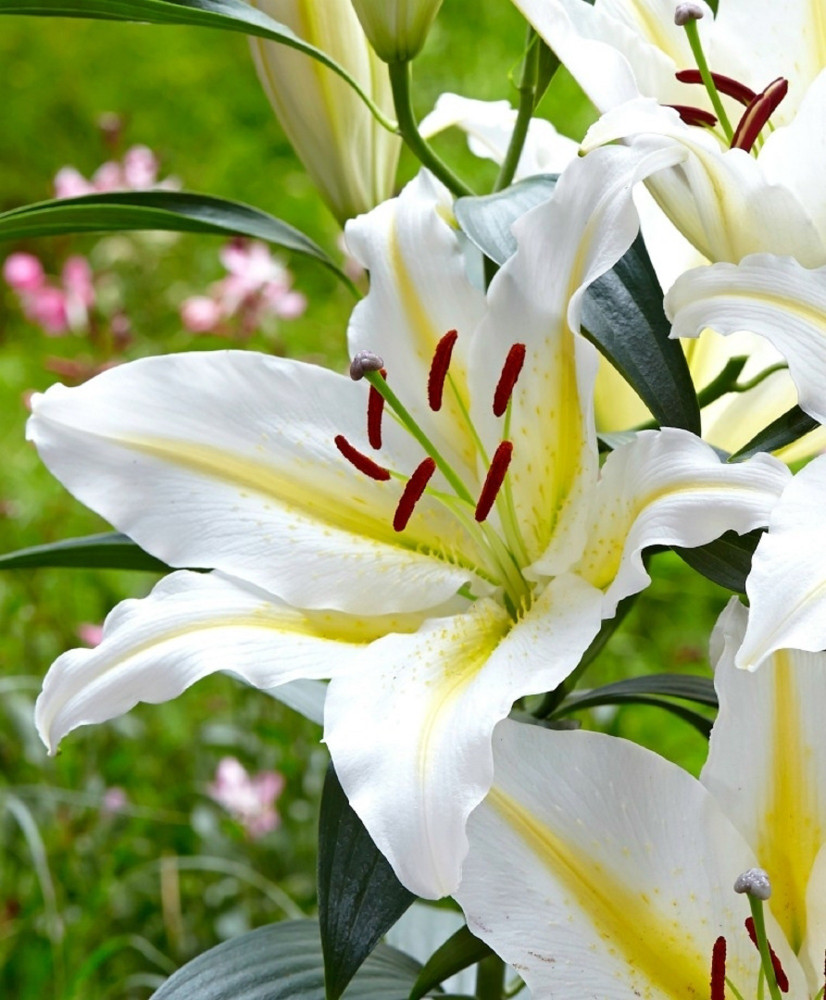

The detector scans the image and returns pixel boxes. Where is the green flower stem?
[747,895,783,1000]
[387,60,475,198]
[494,28,541,192]
[475,953,506,1000]
[682,18,734,142]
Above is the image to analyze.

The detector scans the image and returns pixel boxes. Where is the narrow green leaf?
[408,925,491,1000]
[318,766,415,1000]
[150,919,422,1000]
[581,234,701,434]
[0,191,355,290]
[555,687,714,739]
[558,673,717,711]
[454,175,558,266]
[728,404,819,462]
[672,528,763,593]
[0,0,394,129]
[0,532,169,572]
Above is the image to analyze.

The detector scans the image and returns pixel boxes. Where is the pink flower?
[54,145,175,199]
[25,285,69,335]
[77,623,104,647]
[3,253,45,292]
[207,757,285,839]
[122,145,160,190]
[101,787,128,814]
[180,295,224,334]
[54,166,95,199]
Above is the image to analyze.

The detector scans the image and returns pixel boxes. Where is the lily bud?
[349,0,443,63]
[249,0,400,223]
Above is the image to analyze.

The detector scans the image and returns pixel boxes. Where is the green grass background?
[0,5,727,997]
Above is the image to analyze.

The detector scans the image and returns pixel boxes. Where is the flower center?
[334,334,533,614]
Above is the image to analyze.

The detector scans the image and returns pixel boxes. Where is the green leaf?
[729,404,819,462]
[0,532,169,572]
[581,234,701,434]
[454,175,558,266]
[318,766,415,1000]
[150,919,423,1000]
[0,0,394,129]
[672,528,763,593]
[0,191,355,290]
[408,925,491,1000]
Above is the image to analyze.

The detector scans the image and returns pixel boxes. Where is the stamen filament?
[367,369,387,449]
[493,343,526,417]
[731,78,788,152]
[476,441,514,523]
[710,936,727,1000]
[394,458,436,531]
[668,104,717,128]
[676,69,757,107]
[428,329,458,412]
[334,434,391,481]
[680,17,734,141]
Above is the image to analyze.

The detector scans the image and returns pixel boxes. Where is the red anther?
[710,936,727,1000]
[475,440,513,523]
[744,918,790,993]
[667,104,718,128]
[367,368,387,449]
[334,434,391,482]
[676,69,757,107]
[493,343,526,417]
[393,458,436,531]
[428,329,459,412]
[731,78,788,152]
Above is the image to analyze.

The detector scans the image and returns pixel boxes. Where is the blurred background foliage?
[1,4,725,997]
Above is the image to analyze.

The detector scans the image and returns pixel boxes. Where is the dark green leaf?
[0,532,168,572]
[0,191,354,289]
[150,919,422,1000]
[729,404,819,462]
[534,38,561,106]
[408,925,491,1000]
[557,673,717,712]
[454,175,558,266]
[0,0,389,125]
[581,234,700,434]
[672,528,763,593]
[318,766,415,1000]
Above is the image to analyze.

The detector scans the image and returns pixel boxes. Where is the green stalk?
[747,896,783,1000]
[475,953,506,1000]
[388,60,475,198]
[682,18,733,141]
[494,29,541,192]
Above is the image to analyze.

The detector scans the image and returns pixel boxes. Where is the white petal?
[345,170,487,476]
[736,454,826,667]
[324,574,603,898]
[262,679,326,725]
[455,718,807,1000]
[704,599,826,963]
[35,570,416,753]
[667,254,826,423]
[27,351,477,614]
[803,844,826,990]
[574,427,790,615]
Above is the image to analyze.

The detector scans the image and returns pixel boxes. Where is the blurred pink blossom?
[207,757,285,839]
[102,787,128,814]
[3,253,45,292]
[4,252,95,336]
[77,623,104,647]
[180,238,307,337]
[54,145,178,198]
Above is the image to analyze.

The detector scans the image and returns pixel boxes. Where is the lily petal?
[324,574,603,898]
[667,253,826,423]
[704,598,826,971]
[455,718,807,999]
[27,351,478,615]
[574,427,790,615]
[735,454,826,667]
[34,569,420,753]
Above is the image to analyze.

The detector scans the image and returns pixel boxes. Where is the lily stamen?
[367,368,387,449]
[731,78,788,152]
[334,434,391,481]
[710,935,727,1000]
[676,69,757,107]
[475,441,513,522]
[668,104,718,128]
[428,329,459,412]
[394,457,436,531]
[493,343,527,417]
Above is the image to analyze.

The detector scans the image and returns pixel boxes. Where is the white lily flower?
[249,0,400,223]
[28,149,788,899]
[456,598,826,998]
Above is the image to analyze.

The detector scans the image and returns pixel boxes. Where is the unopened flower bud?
[350,0,443,63]
[734,867,772,900]
[675,2,704,25]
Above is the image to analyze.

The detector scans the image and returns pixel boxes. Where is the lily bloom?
[455,598,826,999]
[28,149,788,898]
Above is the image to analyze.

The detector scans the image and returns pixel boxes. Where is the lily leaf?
[0,191,354,290]
[0,0,394,128]
[150,919,422,999]
[408,925,491,1000]
[0,532,168,572]
[581,234,701,434]
[454,175,558,267]
[729,404,819,462]
[318,766,415,1000]
[672,528,763,593]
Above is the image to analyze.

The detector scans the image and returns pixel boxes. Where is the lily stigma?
[28,152,789,898]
